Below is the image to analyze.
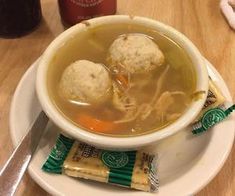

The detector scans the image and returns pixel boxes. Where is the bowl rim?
[36,15,208,150]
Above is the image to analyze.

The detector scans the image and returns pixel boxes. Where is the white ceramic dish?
[10,58,234,196]
[36,15,208,150]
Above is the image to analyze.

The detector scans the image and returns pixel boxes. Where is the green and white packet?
[192,79,235,134]
[42,134,159,192]
[192,104,235,134]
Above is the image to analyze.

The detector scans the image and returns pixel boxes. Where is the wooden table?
[0,0,234,195]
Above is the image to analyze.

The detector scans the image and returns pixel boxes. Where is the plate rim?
[9,59,40,147]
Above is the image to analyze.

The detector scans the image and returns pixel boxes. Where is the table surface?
[0,0,235,195]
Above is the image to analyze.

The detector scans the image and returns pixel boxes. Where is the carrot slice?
[115,74,129,89]
[76,114,122,133]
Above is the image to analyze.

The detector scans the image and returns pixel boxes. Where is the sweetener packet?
[42,134,159,192]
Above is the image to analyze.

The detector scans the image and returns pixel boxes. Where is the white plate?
[10,59,235,196]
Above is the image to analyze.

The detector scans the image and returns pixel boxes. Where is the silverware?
[0,111,49,196]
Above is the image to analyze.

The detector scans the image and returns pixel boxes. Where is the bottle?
[0,0,42,38]
[58,0,117,26]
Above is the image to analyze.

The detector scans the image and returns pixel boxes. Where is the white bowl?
[36,15,208,150]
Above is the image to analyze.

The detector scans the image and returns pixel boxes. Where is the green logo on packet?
[201,108,226,129]
[192,105,235,134]
[101,151,129,168]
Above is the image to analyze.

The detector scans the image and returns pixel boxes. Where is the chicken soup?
[47,23,196,136]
